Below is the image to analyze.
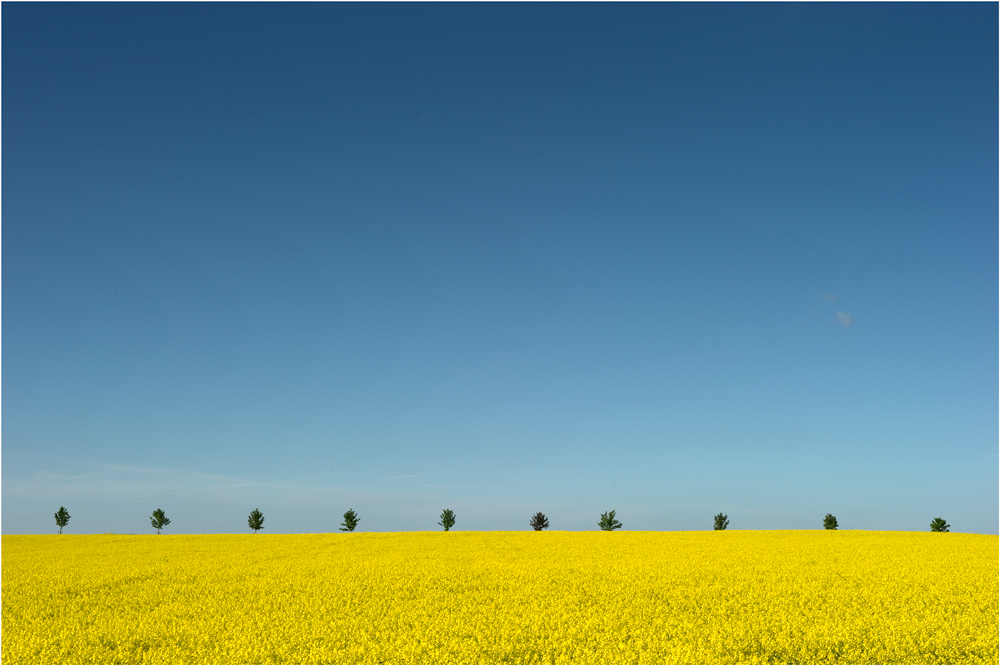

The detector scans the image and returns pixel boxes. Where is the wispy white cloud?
[1,462,467,517]
[819,292,840,302]
[380,473,434,480]
[1,462,485,533]
[886,416,984,426]
[2,462,331,504]
[835,311,854,328]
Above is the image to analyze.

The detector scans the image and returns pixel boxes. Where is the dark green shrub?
[150,508,171,534]
[529,512,549,531]
[439,509,456,531]
[54,506,70,534]
[598,510,622,531]
[248,508,265,534]
[341,509,359,532]
[930,517,950,532]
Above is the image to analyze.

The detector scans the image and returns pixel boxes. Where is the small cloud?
[819,292,840,302]
[835,311,854,328]
[381,473,433,480]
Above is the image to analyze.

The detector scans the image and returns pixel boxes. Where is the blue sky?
[3,3,996,535]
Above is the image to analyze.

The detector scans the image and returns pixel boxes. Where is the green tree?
[529,512,549,531]
[930,517,950,532]
[150,508,171,534]
[248,508,265,534]
[439,508,456,531]
[341,508,359,532]
[54,506,71,534]
[598,510,622,531]
[714,512,729,530]
[823,513,838,530]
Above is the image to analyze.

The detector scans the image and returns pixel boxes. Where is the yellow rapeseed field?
[2,530,996,664]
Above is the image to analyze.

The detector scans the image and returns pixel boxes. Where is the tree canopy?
[598,510,622,531]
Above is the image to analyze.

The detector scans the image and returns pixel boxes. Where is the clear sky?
[3,3,996,535]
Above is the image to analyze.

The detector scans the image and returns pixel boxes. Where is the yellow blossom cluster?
[2,530,996,664]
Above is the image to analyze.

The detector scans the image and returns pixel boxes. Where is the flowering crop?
[2,530,996,664]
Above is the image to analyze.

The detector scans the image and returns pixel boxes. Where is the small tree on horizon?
[930,517,950,532]
[150,508,171,534]
[439,509,456,531]
[341,509,359,532]
[823,514,838,530]
[714,513,729,531]
[529,512,549,531]
[598,510,622,531]
[248,508,265,534]
[54,506,71,534]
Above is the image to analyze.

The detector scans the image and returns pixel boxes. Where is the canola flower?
[2,530,996,664]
